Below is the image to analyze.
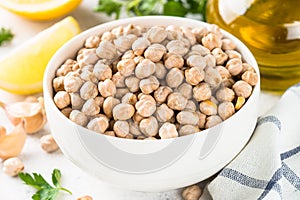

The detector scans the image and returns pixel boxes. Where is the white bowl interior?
[43,16,260,191]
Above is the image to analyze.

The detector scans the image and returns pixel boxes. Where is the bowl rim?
[43,15,260,143]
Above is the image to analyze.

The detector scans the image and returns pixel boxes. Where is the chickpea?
[218,101,235,120]
[93,62,112,81]
[191,44,210,56]
[178,83,193,99]
[208,24,223,38]
[201,33,222,51]
[112,103,135,120]
[96,40,117,60]
[115,88,130,99]
[94,96,104,107]
[154,62,167,80]
[101,31,115,41]
[226,58,243,76]
[133,55,144,64]
[166,40,188,56]
[103,97,120,118]
[122,50,135,60]
[61,107,72,118]
[179,125,200,136]
[132,112,144,123]
[159,122,178,139]
[196,111,206,129]
[166,25,183,40]
[135,98,156,117]
[156,103,174,122]
[204,54,217,68]
[233,80,252,98]
[204,66,222,89]
[182,185,202,200]
[166,68,184,88]
[98,79,116,97]
[115,59,136,77]
[81,99,100,116]
[212,48,228,65]
[63,74,83,93]
[2,157,24,177]
[139,116,159,137]
[104,131,116,137]
[123,24,143,36]
[199,100,218,116]
[225,49,242,60]
[128,120,142,136]
[146,26,168,43]
[125,76,140,93]
[80,68,97,83]
[186,55,206,69]
[56,63,72,77]
[193,83,211,101]
[144,44,166,62]
[242,71,258,86]
[112,72,126,88]
[70,93,85,110]
[79,51,99,67]
[69,110,88,126]
[205,115,222,129]
[52,76,65,92]
[192,27,208,43]
[154,86,172,103]
[77,195,93,200]
[121,93,137,105]
[215,65,231,81]
[181,26,196,45]
[164,53,184,69]
[184,100,197,112]
[167,92,187,110]
[111,26,123,37]
[40,134,59,153]
[185,67,205,86]
[85,35,100,48]
[114,34,137,53]
[222,38,236,50]
[135,59,156,79]
[242,63,255,73]
[113,120,129,138]
[216,87,235,102]
[54,91,70,109]
[87,116,109,133]
[139,76,159,94]
[132,37,151,56]
[176,111,199,126]
[80,81,98,100]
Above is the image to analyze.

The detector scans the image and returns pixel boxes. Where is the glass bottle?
[206,0,300,92]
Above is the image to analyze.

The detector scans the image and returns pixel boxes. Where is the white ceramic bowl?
[43,16,260,192]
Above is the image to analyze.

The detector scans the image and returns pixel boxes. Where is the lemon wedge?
[0,16,80,95]
[0,0,82,21]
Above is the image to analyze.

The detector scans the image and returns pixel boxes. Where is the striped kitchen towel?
[207,84,300,200]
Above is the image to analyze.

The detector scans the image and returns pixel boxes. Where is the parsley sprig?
[0,27,13,46]
[94,0,208,21]
[18,169,72,200]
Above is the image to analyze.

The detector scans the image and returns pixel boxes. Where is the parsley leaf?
[18,169,72,200]
[0,27,14,46]
[95,0,208,20]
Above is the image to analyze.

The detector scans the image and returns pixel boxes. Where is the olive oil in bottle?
[206,0,300,92]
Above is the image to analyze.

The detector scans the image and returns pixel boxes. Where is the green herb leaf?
[95,0,208,21]
[0,27,14,46]
[18,169,71,200]
[163,0,187,17]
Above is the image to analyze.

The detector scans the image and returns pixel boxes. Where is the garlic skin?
[1,97,47,134]
[0,122,26,160]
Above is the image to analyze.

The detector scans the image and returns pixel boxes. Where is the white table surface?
[0,1,281,199]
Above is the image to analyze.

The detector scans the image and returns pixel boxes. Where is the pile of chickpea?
[52,23,258,140]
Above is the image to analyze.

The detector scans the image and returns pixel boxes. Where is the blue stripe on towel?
[281,145,300,160]
[258,168,283,200]
[282,162,300,191]
[256,116,281,131]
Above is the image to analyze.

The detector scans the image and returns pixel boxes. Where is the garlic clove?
[0,125,6,137]
[0,98,47,134]
[0,122,26,160]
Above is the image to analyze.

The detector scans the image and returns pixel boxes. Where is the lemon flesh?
[0,16,80,94]
[0,0,82,20]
